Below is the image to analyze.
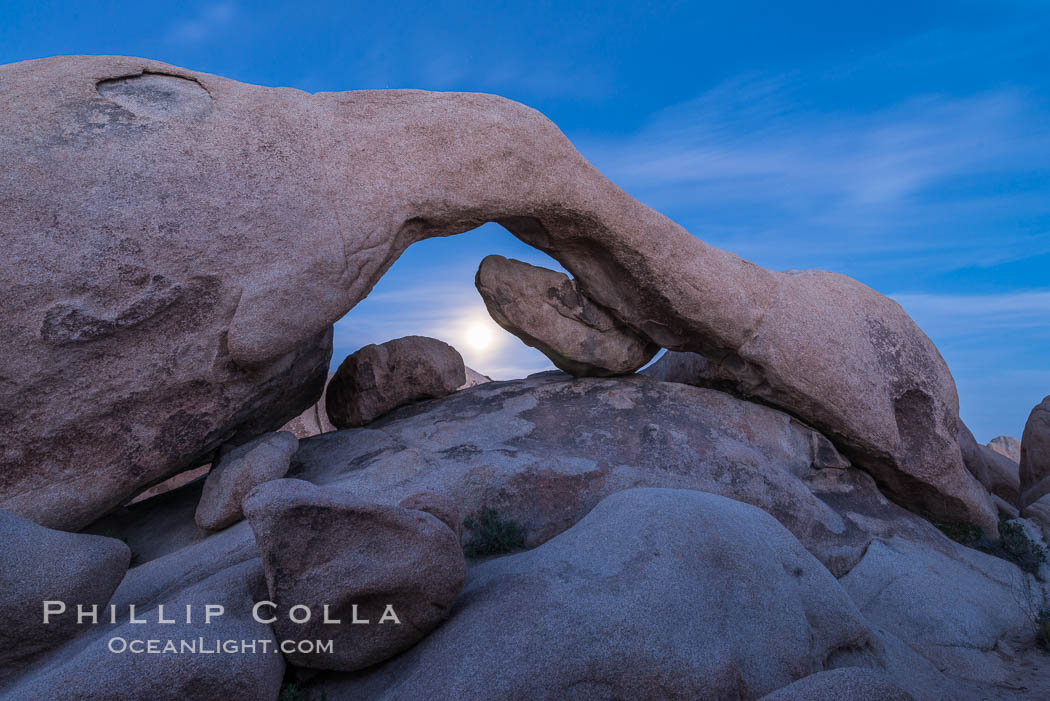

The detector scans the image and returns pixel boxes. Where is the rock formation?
[0,509,130,679]
[989,435,1022,463]
[92,375,983,580]
[0,55,993,534]
[460,366,492,389]
[960,423,1021,508]
[242,479,466,671]
[9,374,1050,700]
[398,491,464,542]
[643,351,995,533]
[475,254,658,375]
[1020,396,1050,508]
[311,488,881,700]
[194,431,298,531]
[281,373,337,438]
[325,335,466,428]
[2,54,1045,701]
[2,558,285,700]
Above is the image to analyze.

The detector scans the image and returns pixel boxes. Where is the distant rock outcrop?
[959,423,1020,508]
[989,435,1022,463]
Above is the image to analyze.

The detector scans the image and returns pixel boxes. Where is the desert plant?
[278,683,326,701]
[936,521,984,547]
[937,519,1047,575]
[279,683,304,701]
[997,520,1048,575]
[463,508,525,557]
[1016,575,1050,653]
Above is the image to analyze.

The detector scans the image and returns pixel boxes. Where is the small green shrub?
[279,683,304,701]
[463,508,525,557]
[997,520,1048,574]
[936,521,983,546]
[938,519,1047,575]
[278,683,325,701]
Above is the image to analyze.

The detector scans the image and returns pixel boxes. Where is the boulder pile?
[0,54,1047,700]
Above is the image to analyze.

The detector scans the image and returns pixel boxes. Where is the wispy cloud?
[892,290,1050,337]
[579,72,1050,276]
[166,2,236,45]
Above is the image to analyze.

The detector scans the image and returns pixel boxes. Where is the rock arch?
[0,55,994,532]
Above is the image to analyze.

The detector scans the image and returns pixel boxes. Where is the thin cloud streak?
[892,290,1050,337]
[578,72,1050,276]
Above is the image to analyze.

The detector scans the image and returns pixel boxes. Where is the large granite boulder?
[92,374,965,580]
[840,535,1034,690]
[643,351,996,534]
[0,556,285,701]
[242,479,466,671]
[0,509,130,680]
[1,54,988,537]
[1024,494,1050,542]
[475,255,657,376]
[325,336,466,428]
[194,430,298,531]
[1020,396,1050,508]
[76,376,1047,699]
[312,488,881,700]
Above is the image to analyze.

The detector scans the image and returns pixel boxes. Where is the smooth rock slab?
[840,535,1032,688]
[0,509,130,680]
[757,668,916,701]
[243,479,466,671]
[88,375,961,582]
[0,558,284,701]
[194,430,298,531]
[475,255,657,376]
[312,488,878,700]
[325,336,466,428]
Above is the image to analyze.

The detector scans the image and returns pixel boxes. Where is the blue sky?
[2,1,1047,441]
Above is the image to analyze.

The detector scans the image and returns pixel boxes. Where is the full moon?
[465,322,495,350]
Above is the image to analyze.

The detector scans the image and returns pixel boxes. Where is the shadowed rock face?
[1020,396,1050,508]
[0,55,993,532]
